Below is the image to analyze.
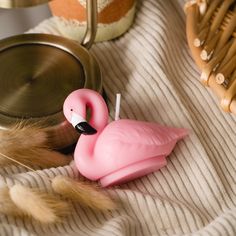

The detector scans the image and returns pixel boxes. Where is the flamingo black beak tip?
[75,122,97,135]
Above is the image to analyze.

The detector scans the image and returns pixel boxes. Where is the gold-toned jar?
[0,0,102,150]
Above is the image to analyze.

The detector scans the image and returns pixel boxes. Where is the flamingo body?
[63,89,188,187]
[93,119,187,170]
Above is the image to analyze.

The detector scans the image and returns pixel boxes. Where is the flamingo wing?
[94,119,188,167]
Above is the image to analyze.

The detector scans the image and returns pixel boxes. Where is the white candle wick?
[115,93,121,121]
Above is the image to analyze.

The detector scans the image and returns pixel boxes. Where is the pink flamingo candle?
[63,89,188,187]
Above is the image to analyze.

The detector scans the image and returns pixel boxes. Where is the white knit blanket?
[1,0,236,235]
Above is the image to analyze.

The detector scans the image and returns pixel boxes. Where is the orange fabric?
[49,0,86,21]
[49,0,135,24]
[99,0,135,24]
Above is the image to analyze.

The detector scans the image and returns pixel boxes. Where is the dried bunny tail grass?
[0,121,72,168]
[0,148,72,168]
[0,186,25,217]
[0,121,48,148]
[9,185,70,223]
[52,175,117,211]
[28,149,72,168]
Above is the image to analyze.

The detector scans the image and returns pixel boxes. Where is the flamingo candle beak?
[70,112,97,135]
[75,122,97,135]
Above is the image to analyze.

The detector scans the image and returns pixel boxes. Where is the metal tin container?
[0,0,102,150]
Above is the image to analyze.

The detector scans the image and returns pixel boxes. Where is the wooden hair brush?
[185,0,236,114]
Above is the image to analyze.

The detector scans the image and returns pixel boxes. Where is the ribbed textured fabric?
[1,0,236,235]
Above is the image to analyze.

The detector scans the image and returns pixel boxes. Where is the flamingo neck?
[75,90,109,179]
[87,94,108,133]
[74,89,109,131]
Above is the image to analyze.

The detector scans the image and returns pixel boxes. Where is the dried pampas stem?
[0,122,71,168]
[1,121,48,147]
[52,175,116,211]
[0,122,117,223]
[9,184,70,223]
[0,152,117,214]
[0,186,25,217]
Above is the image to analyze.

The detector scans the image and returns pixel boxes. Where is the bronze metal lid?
[0,33,102,149]
[0,0,51,8]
